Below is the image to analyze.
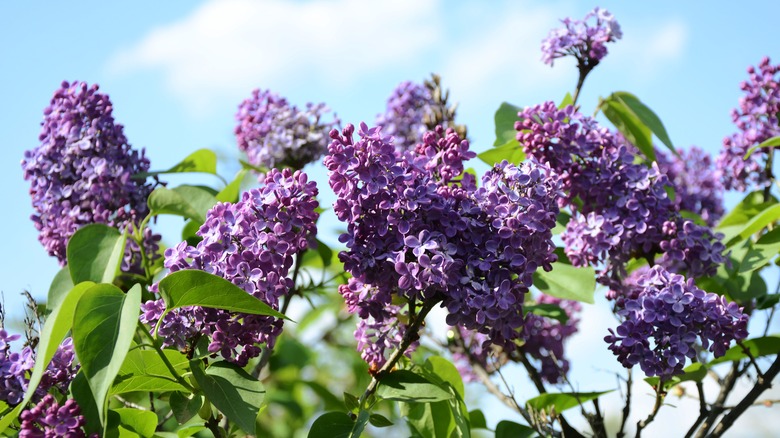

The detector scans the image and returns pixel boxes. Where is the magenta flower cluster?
[375,81,435,151]
[0,331,77,406]
[21,81,154,266]
[235,89,338,171]
[19,394,87,438]
[517,102,726,287]
[327,122,560,368]
[141,168,319,366]
[605,266,748,380]
[717,57,780,191]
[541,7,622,68]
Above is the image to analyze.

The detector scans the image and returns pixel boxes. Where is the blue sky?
[2,1,780,435]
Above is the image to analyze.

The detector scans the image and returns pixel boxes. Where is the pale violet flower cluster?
[141,168,319,366]
[375,81,435,151]
[19,394,88,438]
[21,81,155,267]
[605,266,748,380]
[717,57,780,191]
[656,147,724,227]
[235,89,338,171]
[541,7,622,68]
[327,123,561,369]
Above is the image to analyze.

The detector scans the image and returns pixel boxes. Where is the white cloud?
[109,0,443,112]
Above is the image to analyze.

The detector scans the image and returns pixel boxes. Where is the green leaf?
[740,227,780,272]
[645,362,707,389]
[478,141,526,167]
[558,93,574,109]
[135,149,218,179]
[47,267,74,312]
[493,102,522,146]
[526,391,612,414]
[67,224,126,284]
[729,203,780,244]
[611,92,675,154]
[525,303,569,324]
[344,392,360,413]
[216,169,250,203]
[307,412,354,438]
[0,281,95,433]
[148,185,219,223]
[71,370,102,435]
[72,283,142,427]
[709,335,780,365]
[177,426,207,438]
[158,269,287,320]
[190,360,266,435]
[744,135,780,159]
[553,212,571,235]
[170,392,204,425]
[316,238,333,268]
[421,356,465,399]
[300,381,343,411]
[495,420,534,438]
[718,191,777,229]
[106,408,157,438]
[468,410,487,429]
[533,262,596,304]
[350,409,370,437]
[368,413,393,428]
[377,369,453,402]
[599,97,655,162]
[403,400,455,438]
[111,348,189,394]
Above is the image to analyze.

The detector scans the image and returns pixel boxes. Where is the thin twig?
[617,369,632,438]
[114,395,148,411]
[694,362,744,438]
[684,381,708,438]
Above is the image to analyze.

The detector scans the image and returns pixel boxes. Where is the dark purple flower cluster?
[20,394,87,438]
[326,123,560,366]
[451,295,580,384]
[605,266,749,380]
[717,57,780,191]
[517,102,726,285]
[235,89,338,171]
[656,147,724,226]
[375,81,434,151]
[521,295,581,384]
[541,7,622,68]
[142,168,318,366]
[21,81,154,265]
[0,331,77,405]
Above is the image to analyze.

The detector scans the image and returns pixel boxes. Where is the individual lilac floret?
[656,147,725,226]
[375,81,434,151]
[142,168,319,366]
[20,394,87,438]
[541,7,622,68]
[410,125,476,183]
[605,266,749,380]
[21,81,154,265]
[326,122,560,359]
[235,89,338,171]
[717,57,780,191]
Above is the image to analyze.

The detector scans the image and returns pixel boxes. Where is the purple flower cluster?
[656,147,724,226]
[605,266,749,380]
[235,89,338,171]
[21,81,154,265]
[142,168,318,366]
[541,7,622,68]
[717,57,780,191]
[20,394,87,438]
[517,102,726,284]
[451,295,580,384]
[326,123,560,366]
[0,331,77,405]
[375,81,434,151]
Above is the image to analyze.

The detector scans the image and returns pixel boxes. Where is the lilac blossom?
[21,81,155,266]
[541,7,622,68]
[235,89,338,171]
[142,168,319,366]
[20,395,87,438]
[717,57,780,191]
[605,266,749,380]
[375,81,435,151]
[326,123,560,364]
[656,147,724,226]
